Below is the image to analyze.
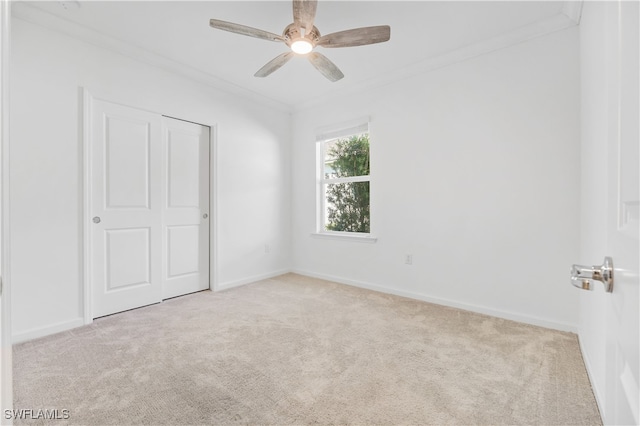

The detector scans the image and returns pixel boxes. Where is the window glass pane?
[324,181,370,233]
[323,133,370,179]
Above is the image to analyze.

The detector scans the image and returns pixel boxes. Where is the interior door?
[0,0,11,416]
[580,2,639,424]
[161,117,210,299]
[604,1,639,423]
[91,100,163,317]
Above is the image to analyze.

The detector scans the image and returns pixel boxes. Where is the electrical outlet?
[405,254,413,265]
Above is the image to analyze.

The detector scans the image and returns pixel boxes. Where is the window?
[317,120,370,235]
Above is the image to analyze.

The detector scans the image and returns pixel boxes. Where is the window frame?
[314,118,375,241]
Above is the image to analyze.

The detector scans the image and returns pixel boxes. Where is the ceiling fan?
[209,0,390,82]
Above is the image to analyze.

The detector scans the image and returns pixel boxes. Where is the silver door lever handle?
[570,256,613,292]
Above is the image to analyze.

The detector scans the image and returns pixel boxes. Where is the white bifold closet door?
[90,99,209,318]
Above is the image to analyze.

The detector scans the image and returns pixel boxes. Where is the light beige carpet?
[13,273,600,425]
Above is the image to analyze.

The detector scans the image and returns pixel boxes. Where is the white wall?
[291,27,581,331]
[10,18,291,341]
[10,13,582,341]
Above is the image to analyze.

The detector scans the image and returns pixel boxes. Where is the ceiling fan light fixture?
[291,39,313,55]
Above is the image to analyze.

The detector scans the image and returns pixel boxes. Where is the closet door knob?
[92,216,101,224]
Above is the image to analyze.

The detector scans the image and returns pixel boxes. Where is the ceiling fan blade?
[254,52,294,78]
[307,52,344,82]
[209,19,284,42]
[293,0,317,33]
[317,25,391,48]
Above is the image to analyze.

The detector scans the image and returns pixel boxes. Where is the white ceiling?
[13,1,577,110]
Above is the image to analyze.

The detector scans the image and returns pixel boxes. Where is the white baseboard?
[578,334,606,424]
[12,270,577,343]
[292,269,578,333]
[12,317,85,344]
[215,268,292,292]
[12,269,291,343]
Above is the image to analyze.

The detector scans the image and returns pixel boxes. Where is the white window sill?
[311,232,378,243]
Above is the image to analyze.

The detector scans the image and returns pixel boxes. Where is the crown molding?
[11,2,293,114]
[12,1,581,114]
[293,7,580,111]
[562,0,584,25]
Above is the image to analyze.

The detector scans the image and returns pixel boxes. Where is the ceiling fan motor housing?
[283,23,321,49]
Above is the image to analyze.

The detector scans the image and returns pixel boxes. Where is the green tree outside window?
[324,134,370,233]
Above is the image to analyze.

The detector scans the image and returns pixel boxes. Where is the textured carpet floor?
[13,273,600,425]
